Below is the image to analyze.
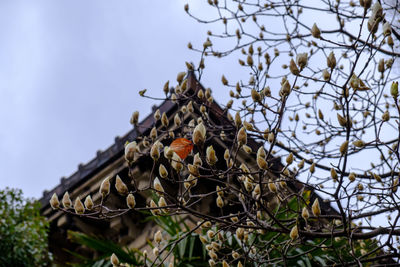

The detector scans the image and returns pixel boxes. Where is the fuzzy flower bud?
[126,193,136,209]
[154,230,162,244]
[289,58,299,75]
[174,114,181,127]
[237,127,247,146]
[74,197,85,214]
[296,53,308,70]
[280,80,291,97]
[193,122,206,145]
[337,113,347,127]
[125,141,138,162]
[311,23,321,38]
[391,82,398,98]
[286,153,294,165]
[206,146,218,165]
[115,175,128,196]
[164,146,174,160]
[268,132,275,143]
[290,225,299,240]
[340,140,349,155]
[309,163,316,174]
[382,111,390,122]
[216,195,224,208]
[327,52,336,69]
[50,193,60,209]
[378,58,385,73]
[130,111,139,125]
[322,69,330,81]
[111,253,119,266]
[312,198,321,216]
[171,153,183,172]
[349,172,356,182]
[302,207,309,220]
[153,177,164,193]
[331,168,338,180]
[159,164,168,178]
[177,72,186,84]
[235,112,242,128]
[62,192,72,208]
[268,182,277,193]
[221,75,228,85]
[251,89,261,102]
[257,155,268,170]
[151,141,161,161]
[84,195,94,210]
[383,22,391,36]
[100,177,111,197]
[353,140,365,148]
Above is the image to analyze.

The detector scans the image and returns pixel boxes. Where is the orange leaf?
[170,138,194,160]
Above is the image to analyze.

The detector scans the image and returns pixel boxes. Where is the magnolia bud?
[337,113,347,127]
[150,199,159,216]
[307,162,316,174]
[130,111,139,125]
[268,132,275,143]
[193,122,206,145]
[268,182,277,193]
[382,22,392,37]
[216,195,224,208]
[286,153,294,165]
[160,113,169,128]
[312,198,321,216]
[222,260,229,267]
[153,247,159,257]
[62,192,72,208]
[296,53,308,70]
[163,81,169,95]
[280,80,291,97]
[193,153,203,166]
[158,196,167,209]
[391,82,398,98]
[382,111,390,122]
[388,35,394,47]
[84,195,94,210]
[111,253,119,266]
[311,23,321,38]
[251,89,261,102]
[206,146,218,165]
[327,52,336,69]
[353,140,365,148]
[126,193,136,209]
[290,225,298,240]
[125,141,138,162]
[50,193,60,209]
[348,172,356,182]
[340,140,349,155]
[257,146,266,159]
[331,168,338,180]
[298,159,305,169]
[322,69,330,81]
[174,114,181,127]
[378,58,385,73]
[237,261,243,267]
[237,127,247,146]
[302,207,309,220]
[115,175,128,196]
[242,145,252,154]
[235,112,242,128]
[208,259,216,267]
[164,146,174,160]
[257,155,268,170]
[150,141,161,161]
[289,58,299,75]
[153,177,164,193]
[247,55,253,66]
[171,153,183,172]
[221,75,228,85]
[177,72,186,84]
[393,178,399,193]
[100,177,111,197]
[154,230,162,244]
[159,164,168,178]
[74,197,85,214]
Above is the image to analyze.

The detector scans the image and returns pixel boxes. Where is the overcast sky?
[0,0,236,199]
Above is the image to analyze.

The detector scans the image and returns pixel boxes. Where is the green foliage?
[0,187,52,266]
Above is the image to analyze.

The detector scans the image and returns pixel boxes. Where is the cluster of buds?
[367,2,383,33]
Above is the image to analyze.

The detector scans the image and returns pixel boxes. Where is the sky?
[0,0,235,199]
